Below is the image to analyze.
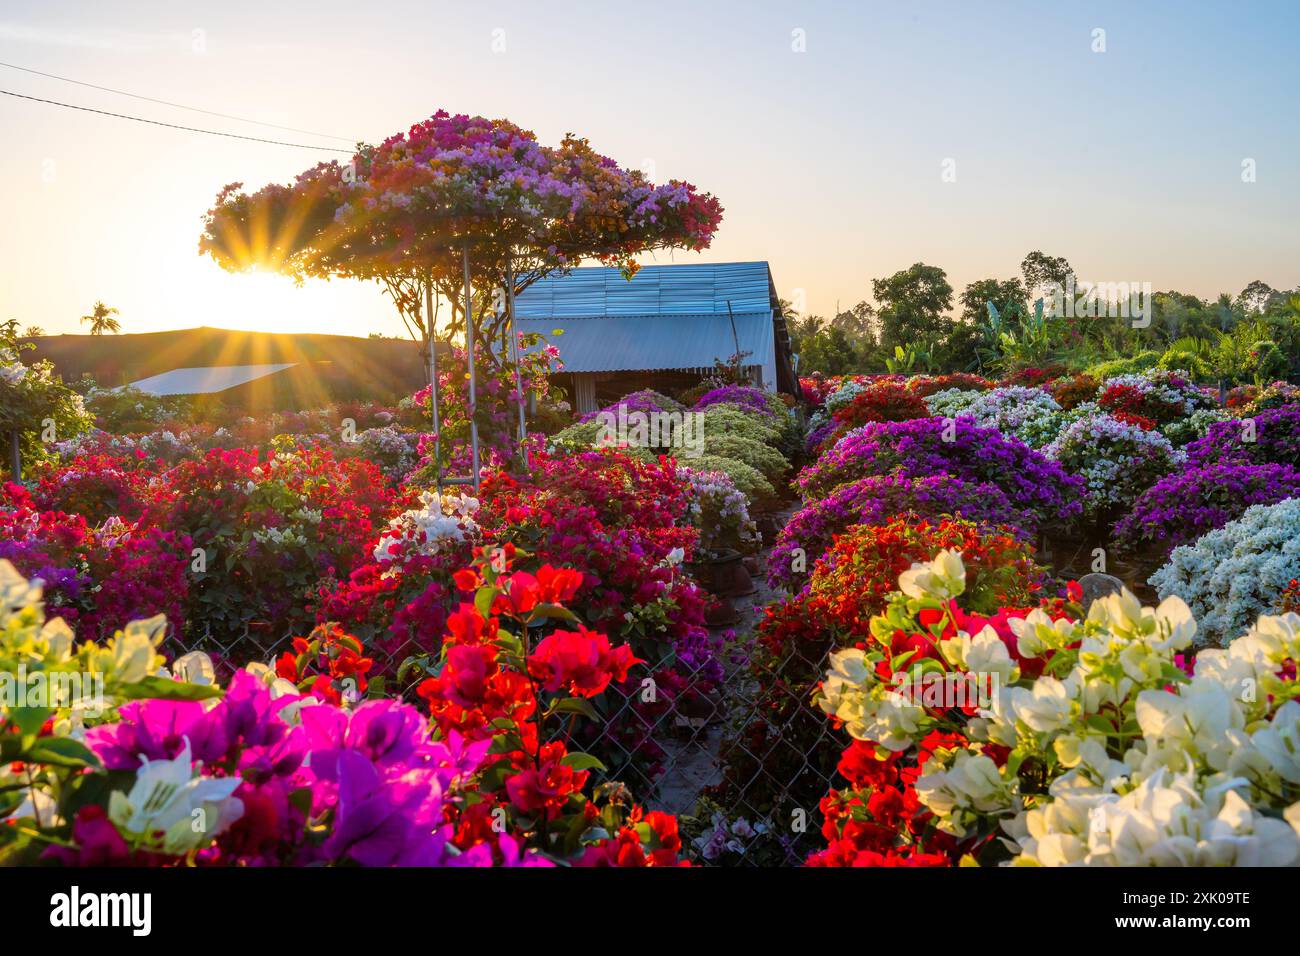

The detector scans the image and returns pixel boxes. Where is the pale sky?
[2,0,1297,338]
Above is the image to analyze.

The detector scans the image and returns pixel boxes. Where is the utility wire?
[0,88,355,152]
[0,60,356,142]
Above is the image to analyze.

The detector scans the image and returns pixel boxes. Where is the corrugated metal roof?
[513,261,779,373]
[518,313,772,373]
[514,261,776,318]
[125,364,297,396]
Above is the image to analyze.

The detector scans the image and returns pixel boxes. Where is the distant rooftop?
[124,363,297,396]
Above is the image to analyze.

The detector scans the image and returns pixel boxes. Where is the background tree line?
[786,250,1300,382]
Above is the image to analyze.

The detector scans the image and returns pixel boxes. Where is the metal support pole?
[505,252,530,471]
[424,276,443,492]
[8,431,20,482]
[463,244,481,493]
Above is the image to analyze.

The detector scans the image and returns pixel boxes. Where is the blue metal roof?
[514,261,779,373]
[513,261,777,318]
[519,313,773,374]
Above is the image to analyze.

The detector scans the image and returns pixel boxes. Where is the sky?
[2,0,1298,339]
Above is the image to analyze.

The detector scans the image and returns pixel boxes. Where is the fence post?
[7,431,18,481]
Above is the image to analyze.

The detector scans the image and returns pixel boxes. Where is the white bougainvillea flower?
[898,548,966,601]
[940,625,1017,684]
[1251,700,1300,785]
[109,741,244,854]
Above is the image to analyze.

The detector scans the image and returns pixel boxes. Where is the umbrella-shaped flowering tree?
[199,111,723,480]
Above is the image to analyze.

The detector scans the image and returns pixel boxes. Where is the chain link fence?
[164,549,834,866]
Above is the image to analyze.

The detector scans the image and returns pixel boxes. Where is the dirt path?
[652,505,797,816]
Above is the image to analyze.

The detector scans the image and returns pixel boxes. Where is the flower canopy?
[198,111,723,331]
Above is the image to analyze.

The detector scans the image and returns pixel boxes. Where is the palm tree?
[80,301,121,335]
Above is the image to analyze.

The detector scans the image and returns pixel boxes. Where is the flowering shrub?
[831,382,930,431]
[1002,364,1067,388]
[1097,367,1216,425]
[1115,462,1300,557]
[1187,405,1300,470]
[906,373,994,398]
[1045,373,1100,411]
[0,507,189,641]
[2,552,689,867]
[1043,412,1182,522]
[145,446,402,641]
[768,473,1036,591]
[677,465,759,555]
[19,454,155,524]
[797,417,1083,529]
[1150,497,1300,647]
[806,517,1046,639]
[1239,381,1300,416]
[812,549,1300,866]
[1159,406,1229,447]
[957,386,1066,448]
[922,387,982,419]
[694,384,781,418]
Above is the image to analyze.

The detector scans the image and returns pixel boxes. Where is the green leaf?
[530,603,579,623]
[117,676,223,702]
[22,736,101,770]
[549,697,599,721]
[559,752,607,772]
[8,706,52,739]
[474,586,496,619]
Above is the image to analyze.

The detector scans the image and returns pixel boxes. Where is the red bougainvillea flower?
[453,568,482,591]
[445,604,499,646]
[527,628,642,698]
[505,741,588,819]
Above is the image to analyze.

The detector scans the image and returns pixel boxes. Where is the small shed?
[514,261,797,413]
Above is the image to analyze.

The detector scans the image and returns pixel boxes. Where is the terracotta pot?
[704,595,741,627]
[706,549,756,597]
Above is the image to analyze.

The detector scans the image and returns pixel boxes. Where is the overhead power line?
[0,88,355,152]
[0,60,356,142]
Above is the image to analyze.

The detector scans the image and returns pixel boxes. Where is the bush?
[1084,350,1160,381]
[1046,373,1100,410]
[144,446,400,641]
[958,386,1067,448]
[687,453,776,507]
[1187,405,1300,470]
[768,473,1036,591]
[1115,462,1300,557]
[1043,412,1182,522]
[796,417,1083,529]
[699,434,789,484]
[677,465,759,554]
[808,516,1046,634]
[1150,497,1300,647]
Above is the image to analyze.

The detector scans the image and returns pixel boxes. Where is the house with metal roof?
[514,261,797,413]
